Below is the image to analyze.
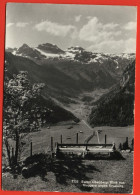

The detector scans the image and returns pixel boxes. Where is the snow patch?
[12,51,17,55]
[35,48,60,58]
[64,51,75,59]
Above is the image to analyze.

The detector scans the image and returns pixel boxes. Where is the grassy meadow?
[20,121,134,160]
[2,121,134,193]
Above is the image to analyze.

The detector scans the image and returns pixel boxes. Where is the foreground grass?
[2,152,133,193]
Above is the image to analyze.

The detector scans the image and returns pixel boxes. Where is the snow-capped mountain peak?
[37,43,65,54]
[67,46,84,53]
[5,42,135,68]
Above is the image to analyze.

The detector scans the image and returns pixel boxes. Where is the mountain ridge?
[6,43,135,67]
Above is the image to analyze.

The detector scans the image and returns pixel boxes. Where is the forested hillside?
[88,61,135,126]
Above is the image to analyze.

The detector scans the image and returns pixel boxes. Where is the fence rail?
[57,143,113,147]
[5,136,133,162]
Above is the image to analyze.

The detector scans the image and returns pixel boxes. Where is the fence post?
[76,133,78,144]
[97,130,100,144]
[105,134,107,147]
[131,138,134,151]
[30,142,32,157]
[51,137,53,152]
[56,142,58,150]
[126,137,129,149]
[61,135,62,144]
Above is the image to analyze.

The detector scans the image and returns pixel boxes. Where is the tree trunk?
[4,139,11,167]
[14,130,19,166]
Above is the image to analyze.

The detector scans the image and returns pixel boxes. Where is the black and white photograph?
[2,3,136,193]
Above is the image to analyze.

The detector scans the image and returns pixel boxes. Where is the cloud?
[88,38,136,53]
[103,23,119,30]
[78,17,137,53]
[16,22,29,28]
[79,17,120,43]
[33,17,136,53]
[35,20,76,37]
[124,38,136,53]
[6,22,29,28]
[7,23,14,28]
[86,16,93,20]
[75,15,82,22]
[123,21,137,30]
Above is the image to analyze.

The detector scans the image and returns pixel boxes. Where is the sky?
[6,3,137,53]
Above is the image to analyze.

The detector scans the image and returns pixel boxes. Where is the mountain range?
[5,43,135,125]
[6,43,135,67]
